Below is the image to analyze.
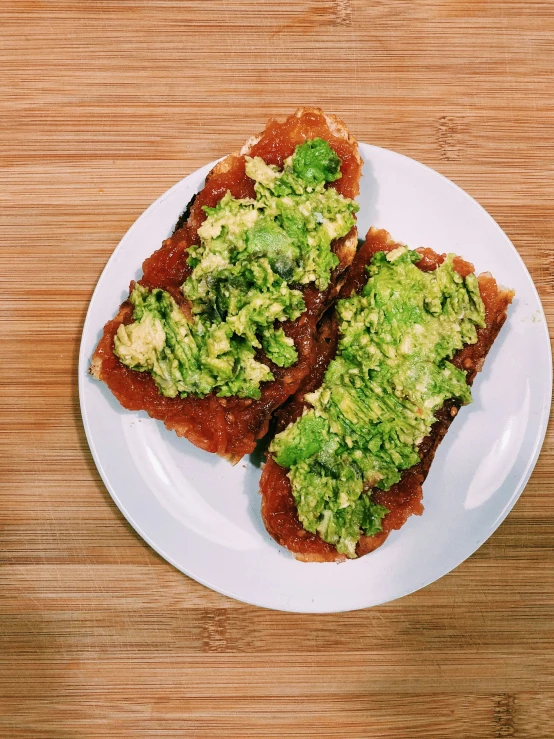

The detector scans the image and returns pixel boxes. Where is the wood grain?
[1,1,553,736]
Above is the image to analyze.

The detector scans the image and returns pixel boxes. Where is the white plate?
[79,144,552,613]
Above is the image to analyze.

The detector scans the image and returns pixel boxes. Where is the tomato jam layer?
[260,228,514,561]
[93,109,361,460]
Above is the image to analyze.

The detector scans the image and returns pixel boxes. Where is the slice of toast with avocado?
[90,109,362,461]
[260,227,514,561]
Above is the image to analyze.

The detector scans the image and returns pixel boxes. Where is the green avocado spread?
[113,138,358,399]
[270,247,486,557]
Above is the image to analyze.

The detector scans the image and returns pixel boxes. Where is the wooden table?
[2,2,553,736]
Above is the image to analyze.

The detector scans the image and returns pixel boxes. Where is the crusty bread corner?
[248,107,362,273]
[334,229,358,276]
[479,273,515,302]
[239,107,362,170]
[207,108,361,286]
[365,226,396,246]
[90,303,132,381]
[209,106,362,184]
[293,551,347,564]
[89,355,102,380]
[497,285,516,307]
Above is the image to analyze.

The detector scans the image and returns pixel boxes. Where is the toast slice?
[260,227,514,561]
[91,109,362,462]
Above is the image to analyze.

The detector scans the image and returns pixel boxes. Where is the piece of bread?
[90,108,362,462]
[260,227,515,561]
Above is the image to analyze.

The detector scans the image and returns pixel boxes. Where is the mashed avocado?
[270,247,486,557]
[114,139,358,399]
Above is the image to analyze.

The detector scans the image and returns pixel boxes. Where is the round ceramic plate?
[79,144,552,613]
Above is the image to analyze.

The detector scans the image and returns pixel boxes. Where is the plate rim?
[79,143,553,613]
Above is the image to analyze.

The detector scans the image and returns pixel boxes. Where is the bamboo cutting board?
[1,1,553,737]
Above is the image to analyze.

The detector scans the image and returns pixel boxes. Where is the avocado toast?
[91,109,362,461]
[260,228,514,561]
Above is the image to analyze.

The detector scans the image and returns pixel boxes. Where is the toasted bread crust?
[260,228,514,561]
[239,108,361,171]
[90,109,362,461]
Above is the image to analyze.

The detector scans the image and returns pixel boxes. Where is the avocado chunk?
[292,138,342,186]
[261,328,298,368]
[246,218,300,281]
